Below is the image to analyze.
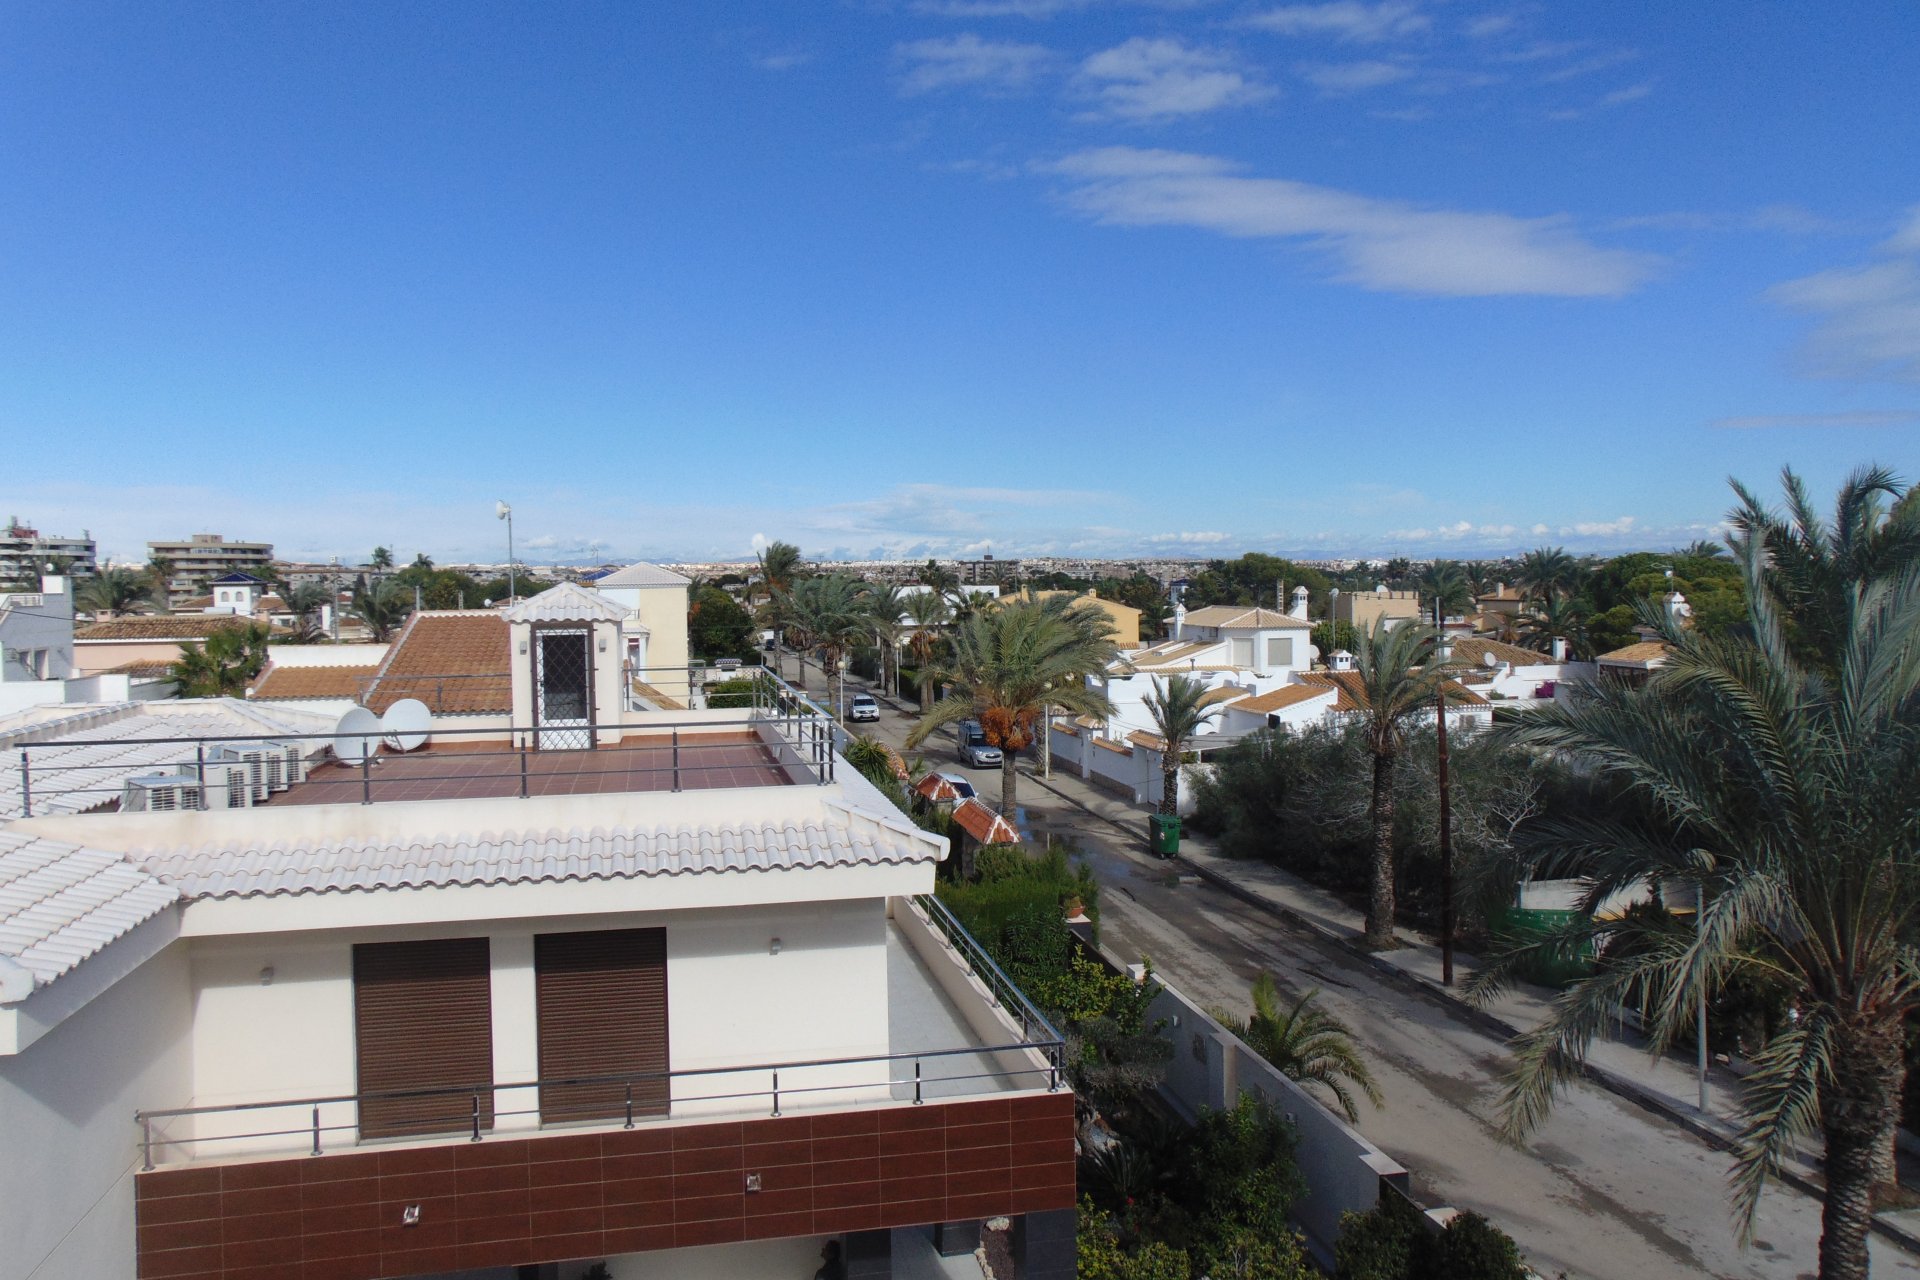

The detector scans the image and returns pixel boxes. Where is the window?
[1230,638,1254,666]
[536,928,669,1123]
[1267,637,1294,667]
[353,937,494,1138]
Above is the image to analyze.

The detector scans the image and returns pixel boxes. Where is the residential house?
[1329,586,1422,634]
[71,615,271,678]
[1595,640,1671,686]
[1004,589,1142,647]
[0,581,1075,1280]
[2,576,179,710]
[589,563,693,703]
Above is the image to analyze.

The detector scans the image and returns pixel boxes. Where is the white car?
[849,693,881,722]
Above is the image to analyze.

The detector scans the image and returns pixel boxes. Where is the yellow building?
[1008,589,1142,646]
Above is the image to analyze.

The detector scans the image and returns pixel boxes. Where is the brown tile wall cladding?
[135,1093,1075,1280]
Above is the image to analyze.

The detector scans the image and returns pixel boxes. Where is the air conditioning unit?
[210,745,287,802]
[274,738,323,785]
[200,761,255,810]
[122,772,204,813]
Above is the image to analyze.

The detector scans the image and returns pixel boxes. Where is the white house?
[0,575,173,711]
[0,581,1075,1280]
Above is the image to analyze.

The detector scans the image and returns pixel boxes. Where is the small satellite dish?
[1483,651,1502,668]
[333,706,382,765]
[381,698,431,752]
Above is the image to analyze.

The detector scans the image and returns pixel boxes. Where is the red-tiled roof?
[953,797,1020,845]
[1232,684,1335,714]
[98,660,175,679]
[915,774,967,803]
[364,612,511,714]
[75,616,260,641]
[252,664,380,701]
[1295,670,1490,712]
[1450,637,1554,669]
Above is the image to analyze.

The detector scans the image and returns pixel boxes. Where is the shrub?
[1334,1194,1422,1280]
[703,677,758,708]
[1420,1211,1526,1280]
[1335,1196,1527,1280]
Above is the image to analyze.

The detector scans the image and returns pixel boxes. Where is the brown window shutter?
[535,928,668,1124]
[353,937,494,1139]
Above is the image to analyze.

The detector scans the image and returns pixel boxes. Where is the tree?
[1517,593,1589,659]
[1728,463,1919,674]
[410,552,434,572]
[1478,548,1920,1280]
[1311,619,1359,660]
[281,581,332,644]
[918,558,960,599]
[78,566,152,617]
[1141,674,1232,816]
[1415,561,1473,620]
[1675,538,1728,561]
[1351,619,1454,950]
[369,546,394,572]
[903,590,950,709]
[907,595,1118,814]
[352,577,414,643]
[169,623,270,697]
[688,584,756,661]
[864,582,907,697]
[754,540,803,602]
[772,574,870,709]
[1212,974,1382,1123]
[1514,546,1580,601]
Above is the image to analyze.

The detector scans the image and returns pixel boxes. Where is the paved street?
[826,669,1920,1280]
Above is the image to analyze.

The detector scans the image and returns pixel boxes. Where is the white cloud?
[1146,530,1232,544]
[753,51,812,71]
[1074,38,1273,120]
[1464,12,1517,38]
[895,34,1051,95]
[1042,146,1659,296]
[1297,59,1412,92]
[1530,523,1549,535]
[1711,410,1920,429]
[1769,207,1920,382]
[1246,1,1429,42]
[1599,82,1652,107]
[914,0,1091,15]
[1563,516,1635,537]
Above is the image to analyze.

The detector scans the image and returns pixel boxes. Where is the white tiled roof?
[504,580,631,623]
[0,832,179,990]
[0,700,334,821]
[594,562,690,588]
[128,801,944,900]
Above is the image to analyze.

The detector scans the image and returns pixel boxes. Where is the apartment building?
[0,580,1075,1280]
[1,517,97,584]
[147,535,274,607]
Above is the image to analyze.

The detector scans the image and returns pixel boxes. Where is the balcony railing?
[12,670,841,817]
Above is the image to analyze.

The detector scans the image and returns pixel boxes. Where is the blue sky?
[3,1,1916,566]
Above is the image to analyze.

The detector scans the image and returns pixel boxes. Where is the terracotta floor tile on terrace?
[266,732,794,806]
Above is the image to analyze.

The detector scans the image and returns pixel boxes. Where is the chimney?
[1550,636,1568,662]
[1289,585,1310,620]
[1330,649,1355,672]
[1664,591,1691,626]
[1172,600,1186,640]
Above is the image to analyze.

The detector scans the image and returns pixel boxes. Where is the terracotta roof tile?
[952,797,1020,845]
[1294,670,1489,711]
[1597,641,1671,666]
[74,616,259,642]
[97,660,176,679]
[1231,684,1336,714]
[1179,605,1312,630]
[365,613,511,714]
[1449,637,1555,669]
[251,664,380,701]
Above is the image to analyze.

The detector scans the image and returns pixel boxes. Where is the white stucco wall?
[172,899,894,1158]
[0,939,192,1280]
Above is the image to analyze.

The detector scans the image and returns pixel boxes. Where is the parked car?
[937,773,977,800]
[849,693,880,722]
[955,720,1003,768]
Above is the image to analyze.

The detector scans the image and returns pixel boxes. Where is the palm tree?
[904,591,951,709]
[169,623,271,697]
[1514,546,1580,601]
[1141,674,1232,816]
[918,559,960,599]
[755,540,804,603]
[144,554,175,608]
[369,546,394,573]
[1479,552,1920,1280]
[411,552,434,572]
[1675,538,1729,561]
[1350,618,1455,950]
[1517,594,1589,659]
[282,581,332,643]
[1417,561,1473,621]
[352,578,414,643]
[865,582,907,698]
[773,574,870,711]
[907,595,1118,814]
[78,566,152,617]
[1727,464,1919,674]
[1211,975,1383,1123]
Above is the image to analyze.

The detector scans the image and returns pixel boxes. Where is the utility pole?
[1434,595,1456,987]
[1697,880,1710,1112]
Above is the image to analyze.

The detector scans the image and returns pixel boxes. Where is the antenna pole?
[507,510,516,602]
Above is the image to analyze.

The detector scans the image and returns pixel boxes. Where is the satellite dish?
[381,698,432,752]
[1483,651,1502,668]
[333,706,382,765]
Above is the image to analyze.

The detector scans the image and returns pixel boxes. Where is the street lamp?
[1434,596,1456,986]
[495,501,516,602]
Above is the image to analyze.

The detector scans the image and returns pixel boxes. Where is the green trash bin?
[1149,813,1182,857]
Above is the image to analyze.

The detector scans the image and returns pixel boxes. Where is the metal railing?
[135,1040,1062,1170]
[914,893,1068,1052]
[12,670,839,817]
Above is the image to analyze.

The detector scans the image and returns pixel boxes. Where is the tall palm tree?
[282,581,332,643]
[1727,464,1918,674]
[369,546,394,573]
[864,582,907,698]
[904,591,951,709]
[1350,618,1455,950]
[78,566,152,618]
[907,595,1118,814]
[918,559,960,598]
[144,553,175,605]
[1675,538,1729,561]
[1141,674,1233,816]
[1518,594,1590,659]
[1479,553,1920,1280]
[754,540,805,677]
[1417,561,1474,621]
[773,574,870,712]
[1211,975,1383,1123]
[1514,546,1580,601]
[353,578,414,643]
